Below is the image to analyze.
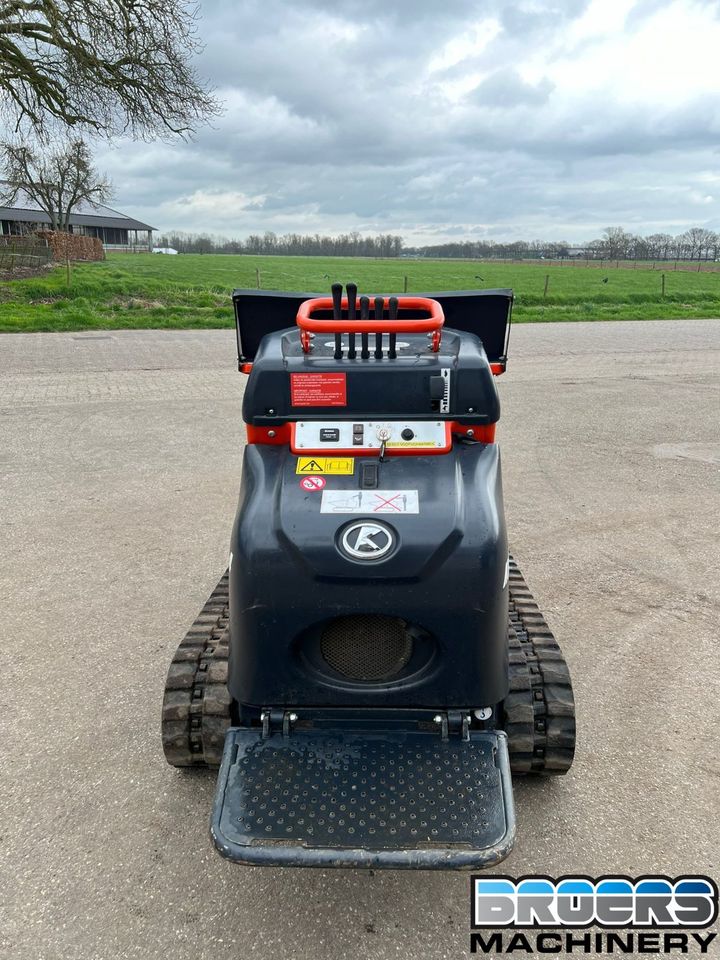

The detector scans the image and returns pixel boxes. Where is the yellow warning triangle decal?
[296,457,355,475]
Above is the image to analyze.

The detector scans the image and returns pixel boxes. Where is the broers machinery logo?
[470,876,718,955]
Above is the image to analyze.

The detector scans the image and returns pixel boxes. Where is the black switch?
[320,428,340,442]
[430,375,445,399]
[401,428,414,440]
[361,461,379,489]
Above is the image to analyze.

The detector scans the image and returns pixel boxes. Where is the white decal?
[320,489,419,514]
[440,368,451,413]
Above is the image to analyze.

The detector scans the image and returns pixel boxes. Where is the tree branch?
[0,0,220,139]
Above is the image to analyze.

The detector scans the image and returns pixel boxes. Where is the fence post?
[256,267,261,289]
[661,273,666,298]
[404,275,408,293]
[543,274,550,298]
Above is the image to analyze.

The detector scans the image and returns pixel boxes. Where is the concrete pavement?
[1,320,719,959]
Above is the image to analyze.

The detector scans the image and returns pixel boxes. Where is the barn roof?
[0,186,155,231]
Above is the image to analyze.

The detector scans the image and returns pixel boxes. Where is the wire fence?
[0,235,53,273]
[472,256,720,273]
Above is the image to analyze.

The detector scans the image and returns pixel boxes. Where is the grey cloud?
[498,0,590,35]
[470,69,555,107]
[92,0,720,243]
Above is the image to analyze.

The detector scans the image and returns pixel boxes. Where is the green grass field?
[1,253,720,332]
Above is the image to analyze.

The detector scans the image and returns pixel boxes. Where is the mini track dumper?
[162,284,576,869]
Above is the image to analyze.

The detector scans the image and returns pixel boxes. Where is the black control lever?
[388,296,398,359]
[374,296,384,359]
[331,283,343,359]
[346,282,357,359]
[359,295,370,359]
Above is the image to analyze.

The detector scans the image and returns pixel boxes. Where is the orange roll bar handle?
[296,296,445,354]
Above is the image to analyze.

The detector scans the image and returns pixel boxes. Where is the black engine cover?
[228,442,509,709]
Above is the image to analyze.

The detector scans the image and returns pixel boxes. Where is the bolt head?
[433,714,443,723]
[466,429,474,437]
[289,712,298,722]
[268,430,276,438]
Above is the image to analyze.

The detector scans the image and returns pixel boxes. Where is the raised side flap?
[232,288,513,368]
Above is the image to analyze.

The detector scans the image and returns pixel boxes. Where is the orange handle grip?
[297,295,444,352]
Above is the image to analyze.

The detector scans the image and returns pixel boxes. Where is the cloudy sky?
[99,0,720,244]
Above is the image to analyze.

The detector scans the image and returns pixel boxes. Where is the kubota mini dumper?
[161,284,576,869]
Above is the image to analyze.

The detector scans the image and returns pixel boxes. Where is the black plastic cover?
[228,441,509,710]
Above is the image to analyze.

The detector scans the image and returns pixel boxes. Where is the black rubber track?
[161,559,576,773]
[161,573,232,767]
[503,557,576,775]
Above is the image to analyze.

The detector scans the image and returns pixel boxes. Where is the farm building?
[0,188,155,251]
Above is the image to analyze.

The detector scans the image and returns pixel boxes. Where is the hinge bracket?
[261,708,297,738]
[435,711,471,741]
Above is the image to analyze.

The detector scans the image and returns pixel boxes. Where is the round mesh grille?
[320,615,413,681]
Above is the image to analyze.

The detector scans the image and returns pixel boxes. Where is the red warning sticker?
[290,373,347,407]
[300,476,326,491]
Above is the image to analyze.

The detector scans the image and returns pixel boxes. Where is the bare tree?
[709,232,720,262]
[0,0,219,139]
[680,226,716,261]
[600,226,634,259]
[645,233,673,260]
[1,137,112,231]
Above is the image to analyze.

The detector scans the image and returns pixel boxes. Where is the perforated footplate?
[211,728,515,869]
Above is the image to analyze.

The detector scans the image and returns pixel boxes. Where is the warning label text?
[290,373,347,407]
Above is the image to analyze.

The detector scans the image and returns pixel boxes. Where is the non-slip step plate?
[211,728,515,869]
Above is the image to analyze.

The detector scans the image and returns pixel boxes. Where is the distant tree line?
[582,226,720,261]
[153,226,720,261]
[407,227,720,261]
[405,240,572,260]
[154,230,404,257]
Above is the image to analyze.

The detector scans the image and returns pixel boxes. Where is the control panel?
[292,420,450,454]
